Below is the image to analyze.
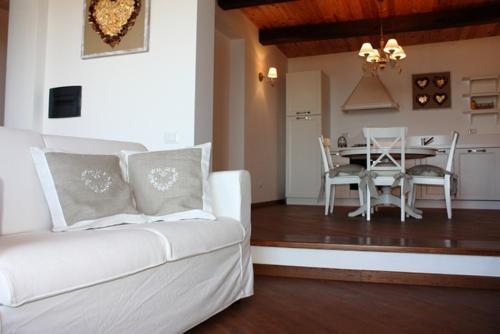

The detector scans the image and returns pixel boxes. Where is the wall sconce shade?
[259,67,278,86]
[267,67,278,79]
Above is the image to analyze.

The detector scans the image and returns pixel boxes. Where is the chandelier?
[358,0,406,73]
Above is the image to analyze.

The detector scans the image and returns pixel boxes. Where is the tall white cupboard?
[286,71,330,204]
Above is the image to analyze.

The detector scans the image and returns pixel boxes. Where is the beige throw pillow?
[121,143,215,221]
[31,148,146,231]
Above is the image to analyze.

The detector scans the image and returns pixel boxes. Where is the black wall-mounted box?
[48,86,82,118]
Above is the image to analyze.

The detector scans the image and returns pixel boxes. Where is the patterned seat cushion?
[407,164,446,177]
[330,164,364,177]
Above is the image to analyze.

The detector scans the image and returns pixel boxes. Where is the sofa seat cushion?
[112,217,245,261]
[0,229,167,307]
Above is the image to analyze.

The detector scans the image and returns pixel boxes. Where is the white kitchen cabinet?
[456,147,500,200]
[286,71,330,202]
[286,116,322,198]
[286,71,322,116]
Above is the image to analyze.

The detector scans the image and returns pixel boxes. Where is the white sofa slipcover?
[0,127,254,334]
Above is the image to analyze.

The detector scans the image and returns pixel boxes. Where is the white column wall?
[4,0,215,150]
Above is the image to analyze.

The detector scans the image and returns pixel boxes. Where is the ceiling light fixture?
[358,0,406,73]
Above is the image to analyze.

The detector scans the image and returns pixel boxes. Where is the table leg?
[347,186,423,219]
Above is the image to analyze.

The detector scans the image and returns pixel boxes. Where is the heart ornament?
[416,94,430,106]
[148,167,179,192]
[433,76,448,89]
[415,77,429,89]
[434,93,448,105]
[88,0,141,48]
[81,169,113,193]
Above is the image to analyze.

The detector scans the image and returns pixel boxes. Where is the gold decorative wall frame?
[81,0,150,59]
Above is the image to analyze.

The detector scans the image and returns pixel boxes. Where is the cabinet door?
[418,150,449,200]
[286,71,321,116]
[456,148,500,200]
[286,116,322,198]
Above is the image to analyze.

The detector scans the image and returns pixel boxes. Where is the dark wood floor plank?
[188,276,500,333]
[250,205,500,255]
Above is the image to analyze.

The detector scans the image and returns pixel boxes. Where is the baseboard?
[254,264,500,290]
[252,199,286,209]
[286,197,500,210]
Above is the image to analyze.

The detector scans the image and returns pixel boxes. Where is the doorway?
[0,0,8,126]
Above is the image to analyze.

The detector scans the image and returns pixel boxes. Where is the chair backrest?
[318,136,333,173]
[445,131,459,173]
[363,127,407,172]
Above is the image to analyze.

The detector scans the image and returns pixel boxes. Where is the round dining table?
[337,146,437,219]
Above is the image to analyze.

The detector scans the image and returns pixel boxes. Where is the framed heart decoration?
[81,0,150,59]
[412,72,451,110]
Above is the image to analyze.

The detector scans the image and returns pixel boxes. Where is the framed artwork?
[412,72,451,110]
[81,0,150,59]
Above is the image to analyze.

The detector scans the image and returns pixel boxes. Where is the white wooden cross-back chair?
[318,136,364,216]
[407,131,459,219]
[363,127,408,222]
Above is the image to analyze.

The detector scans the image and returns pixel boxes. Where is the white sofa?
[0,127,254,333]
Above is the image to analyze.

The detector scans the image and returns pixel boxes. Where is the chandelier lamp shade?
[358,0,407,73]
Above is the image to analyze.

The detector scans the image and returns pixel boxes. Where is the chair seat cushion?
[112,217,245,261]
[330,164,364,177]
[407,164,446,177]
[0,229,167,307]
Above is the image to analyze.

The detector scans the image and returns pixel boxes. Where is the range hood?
[342,73,399,112]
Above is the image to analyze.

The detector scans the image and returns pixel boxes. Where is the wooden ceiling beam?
[218,0,297,10]
[259,3,500,45]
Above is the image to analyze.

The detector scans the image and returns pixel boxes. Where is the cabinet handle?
[437,150,446,153]
[467,148,487,153]
[296,111,311,115]
[296,116,312,120]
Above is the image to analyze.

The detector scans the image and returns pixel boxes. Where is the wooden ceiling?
[0,0,8,11]
[218,0,500,57]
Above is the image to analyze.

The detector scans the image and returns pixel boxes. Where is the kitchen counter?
[332,133,500,150]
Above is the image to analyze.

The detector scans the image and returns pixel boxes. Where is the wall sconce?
[259,67,278,86]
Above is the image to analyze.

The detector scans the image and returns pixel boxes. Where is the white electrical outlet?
[164,131,178,144]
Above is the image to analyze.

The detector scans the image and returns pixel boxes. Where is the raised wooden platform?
[251,205,500,256]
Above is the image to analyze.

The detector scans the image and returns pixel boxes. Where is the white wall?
[5,0,215,150]
[0,7,8,126]
[215,7,287,203]
[4,0,48,131]
[289,36,500,142]
[213,30,232,170]
[194,0,215,145]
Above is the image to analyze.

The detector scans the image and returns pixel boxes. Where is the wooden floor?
[251,205,500,255]
[188,275,500,334]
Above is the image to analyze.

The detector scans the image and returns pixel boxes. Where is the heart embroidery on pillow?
[434,93,448,105]
[81,169,113,193]
[148,167,179,192]
[416,94,430,106]
[88,0,141,48]
[415,77,429,89]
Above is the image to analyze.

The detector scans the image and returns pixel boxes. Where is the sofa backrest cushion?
[0,127,147,235]
[43,135,147,155]
[0,127,52,234]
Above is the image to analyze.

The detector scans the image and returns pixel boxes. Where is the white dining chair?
[363,127,408,222]
[407,131,459,219]
[318,136,364,216]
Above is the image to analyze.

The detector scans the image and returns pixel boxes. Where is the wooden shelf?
[463,75,500,82]
[463,109,499,124]
[463,109,499,115]
[462,92,499,98]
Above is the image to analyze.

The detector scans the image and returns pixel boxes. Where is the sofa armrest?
[209,171,251,235]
